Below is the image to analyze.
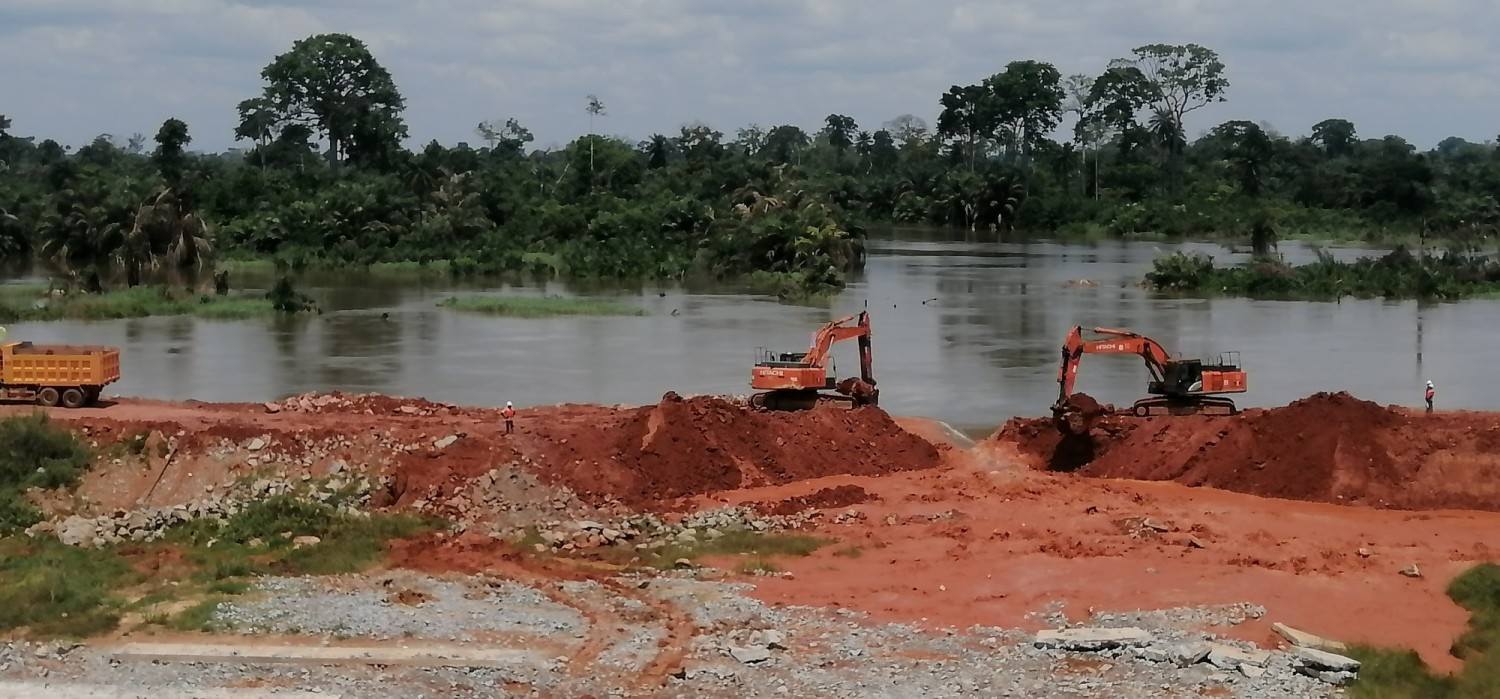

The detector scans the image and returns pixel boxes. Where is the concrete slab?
[1206,643,1272,669]
[1290,646,1361,672]
[111,642,540,669]
[1034,627,1153,651]
[1272,622,1348,651]
[0,682,337,699]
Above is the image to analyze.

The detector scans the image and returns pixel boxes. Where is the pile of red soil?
[535,393,941,508]
[752,485,878,516]
[995,391,1500,511]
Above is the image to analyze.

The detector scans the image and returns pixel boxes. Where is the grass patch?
[0,494,434,640]
[173,495,435,577]
[1348,563,1500,698]
[0,412,94,534]
[0,538,136,637]
[832,544,864,558]
[1145,247,1500,301]
[735,558,781,575]
[437,294,646,318]
[0,285,278,322]
[167,597,230,632]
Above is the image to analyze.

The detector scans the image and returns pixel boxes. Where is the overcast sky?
[2,0,1497,152]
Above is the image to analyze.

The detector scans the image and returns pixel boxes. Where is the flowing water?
[3,229,1479,437]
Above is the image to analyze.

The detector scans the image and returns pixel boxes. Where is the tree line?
[0,34,1494,296]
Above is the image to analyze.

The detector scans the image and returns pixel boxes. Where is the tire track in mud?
[597,578,696,690]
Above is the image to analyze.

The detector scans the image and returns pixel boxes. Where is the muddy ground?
[3,389,1499,696]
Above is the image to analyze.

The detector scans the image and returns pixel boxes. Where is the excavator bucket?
[835,377,879,406]
[1052,393,1108,434]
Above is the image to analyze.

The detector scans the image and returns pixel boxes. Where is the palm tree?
[131,188,214,270]
[0,207,26,259]
[40,202,124,270]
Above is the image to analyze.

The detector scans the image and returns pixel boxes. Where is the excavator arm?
[1056,327,1171,407]
[801,312,875,386]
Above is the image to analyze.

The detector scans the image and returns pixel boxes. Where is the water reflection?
[0,232,1483,436]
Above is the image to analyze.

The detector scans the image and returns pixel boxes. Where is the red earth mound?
[752,485,878,516]
[994,391,1500,511]
[535,393,942,508]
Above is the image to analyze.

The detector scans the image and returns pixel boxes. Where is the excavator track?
[1129,395,1239,417]
[750,390,870,412]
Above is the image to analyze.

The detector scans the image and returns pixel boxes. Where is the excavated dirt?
[994,391,1500,510]
[751,484,878,516]
[526,392,941,509]
[10,391,1500,674]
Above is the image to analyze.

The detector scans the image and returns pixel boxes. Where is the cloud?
[1,0,1497,151]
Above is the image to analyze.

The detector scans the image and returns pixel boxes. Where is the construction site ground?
[2,390,1498,697]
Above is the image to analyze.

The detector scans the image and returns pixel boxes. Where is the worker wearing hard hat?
[502,401,516,434]
[1425,381,1435,413]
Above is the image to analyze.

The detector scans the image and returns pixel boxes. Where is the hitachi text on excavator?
[749,311,878,411]
[1053,326,1247,421]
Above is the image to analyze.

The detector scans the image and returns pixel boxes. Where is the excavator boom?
[750,312,877,411]
[1055,326,1246,420]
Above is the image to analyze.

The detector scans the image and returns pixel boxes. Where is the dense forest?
[1,35,1496,297]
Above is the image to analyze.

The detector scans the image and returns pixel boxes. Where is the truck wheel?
[36,387,60,407]
[60,388,86,409]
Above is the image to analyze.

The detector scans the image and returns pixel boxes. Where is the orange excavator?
[750,311,878,411]
[1054,326,1247,419]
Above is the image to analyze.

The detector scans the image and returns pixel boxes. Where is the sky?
[2,0,1498,153]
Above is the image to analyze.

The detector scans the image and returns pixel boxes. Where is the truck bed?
[0,342,121,388]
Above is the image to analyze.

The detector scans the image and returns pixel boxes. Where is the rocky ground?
[3,390,1497,696]
[0,569,1348,698]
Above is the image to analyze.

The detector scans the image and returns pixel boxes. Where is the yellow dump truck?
[0,341,121,408]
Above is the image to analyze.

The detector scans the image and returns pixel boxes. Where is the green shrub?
[0,413,93,533]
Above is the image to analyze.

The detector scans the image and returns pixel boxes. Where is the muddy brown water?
[1,229,1471,437]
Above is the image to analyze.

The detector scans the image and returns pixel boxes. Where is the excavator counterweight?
[750,312,878,411]
[1053,326,1246,427]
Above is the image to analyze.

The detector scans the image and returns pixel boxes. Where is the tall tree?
[1105,44,1228,196]
[883,114,929,149]
[236,33,407,167]
[822,114,858,152]
[584,94,607,188]
[937,84,996,171]
[1309,118,1357,158]
[981,60,1065,161]
[152,118,191,184]
[1114,44,1229,135]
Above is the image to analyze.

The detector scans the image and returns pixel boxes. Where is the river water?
[3,229,1477,437]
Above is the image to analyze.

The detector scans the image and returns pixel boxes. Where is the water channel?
[3,229,1477,437]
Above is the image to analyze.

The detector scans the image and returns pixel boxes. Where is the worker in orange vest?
[1425,381,1435,413]
[502,401,516,434]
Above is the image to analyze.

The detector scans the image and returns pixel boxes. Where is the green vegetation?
[0,493,434,639]
[0,539,136,637]
[437,295,647,318]
[0,413,94,534]
[172,495,433,577]
[0,284,277,322]
[5,36,1495,300]
[1348,563,1500,698]
[1146,247,1500,300]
